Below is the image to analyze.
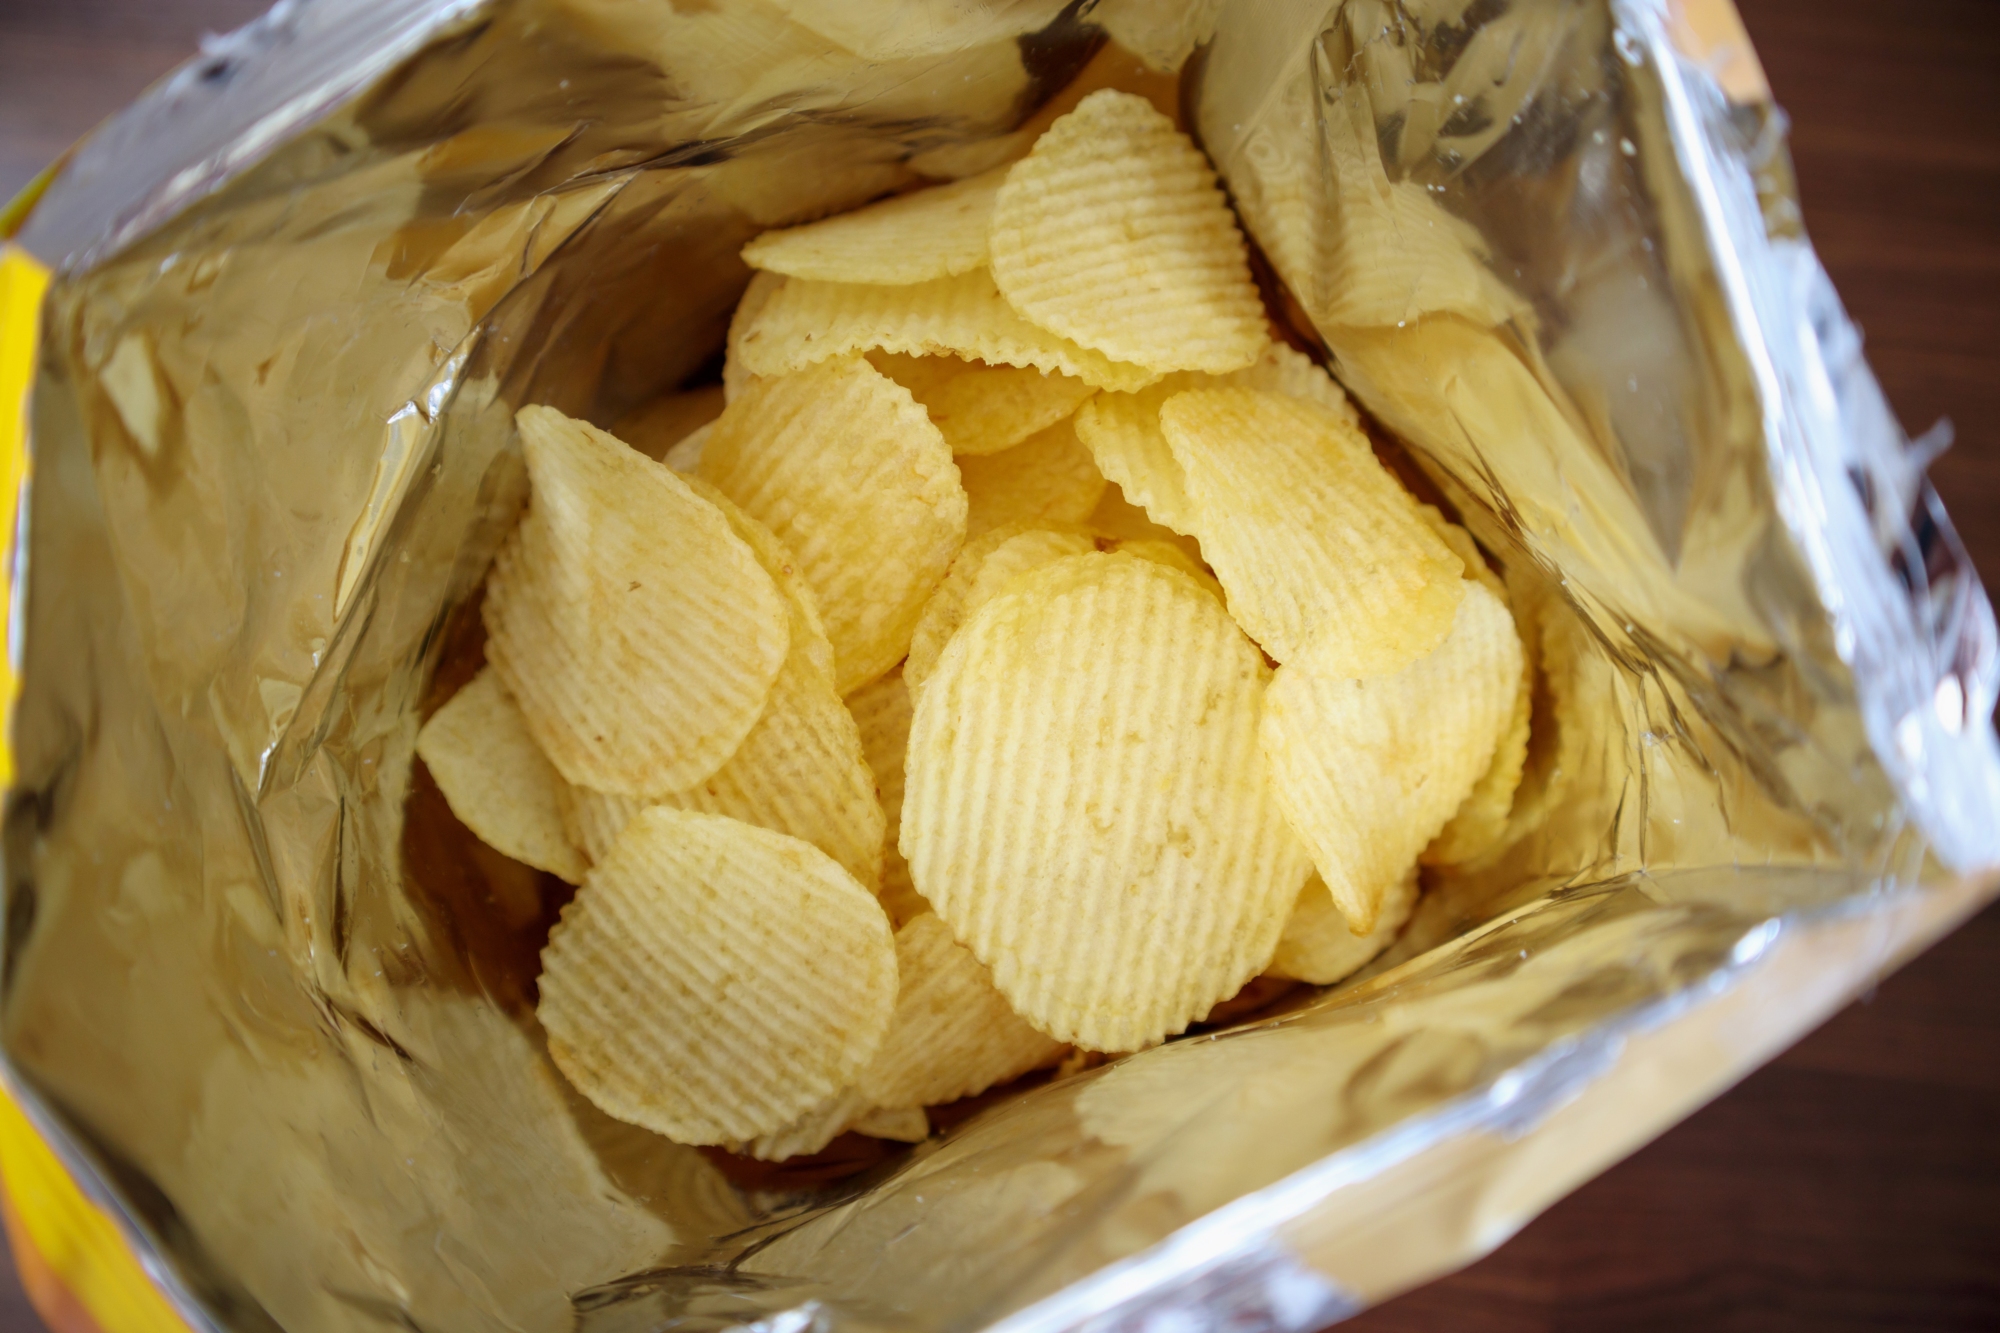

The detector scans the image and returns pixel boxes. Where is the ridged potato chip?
[1161,387,1465,670]
[1087,483,1204,562]
[417,667,587,884]
[1074,345,1359,539]
[1072,378,1199,534]
[1416,503,1504,598]
[1112,538,1223,602]
[732,267,1156,391]
[538,808,897,1144]
[988,90,1266,374]
[850,1106,929,1142]
[869,351,1097,456]
[1266,870,1417,986]
[661,420,713,474]
[959,417,1108,538]
[483,406,788,796]
[725,270,786,402]
[729,1087,871,1162]
[556,480,884,892]
[859,914,1067,1109]
[611,385,726,462]
[905,522,1097,700]
[1262,581,1523,932]
[1424,645,1532,867]
[742,170,1005,285]
[845,669,930,927]
[903,553,1314,1050]
[699,356,968,694]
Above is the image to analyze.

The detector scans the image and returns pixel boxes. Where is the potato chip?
[699,356,967,694]
[611,385,726,462]
[661,420,713,474]
[1424,645,1532,867]
[1161,387,1465,670]
[905,522,1097,701]
[732,267,1156,392]
[860,914,1068,1109]
[741,170,1005,285]
[1072,379,1199,534]
[556,480,884,890]
[850,1106,929,1142]
[846,669,930,927]
[1416,503,1503,598]
[988,90,1265,374]
[1112,538,1223,602]
[539,808,897,1144]
[1262,581,1522,932]
[1227,340,1360,427]
[903,552,1314,1050]
[417,667,588,883]
[729,1087,871,1162]
[1266,870,1417,986]
[484,406,788,796]
[959,416,1108,539]
[1087,483,1204,562]
[724,270,785,402]
[869,352,1097,456]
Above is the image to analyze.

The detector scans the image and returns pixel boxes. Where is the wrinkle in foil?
[4,2,1998,1331]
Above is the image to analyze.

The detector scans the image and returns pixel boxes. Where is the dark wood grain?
[1,2,1996,1331]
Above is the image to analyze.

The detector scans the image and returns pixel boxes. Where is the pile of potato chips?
[416,89,1530,1160]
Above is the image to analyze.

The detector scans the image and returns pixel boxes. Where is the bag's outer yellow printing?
[698,355,968,695]
[902,552,1314,1051]
[538,808,897,1145]
[483,406,788,797]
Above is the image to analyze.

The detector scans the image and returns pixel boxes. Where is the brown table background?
[2,1,1996,1329]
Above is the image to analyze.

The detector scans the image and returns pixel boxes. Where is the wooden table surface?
[2,1,1996,1330]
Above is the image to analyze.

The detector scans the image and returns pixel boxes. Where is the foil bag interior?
[8,1,2000,1329]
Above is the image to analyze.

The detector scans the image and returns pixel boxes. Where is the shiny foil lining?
[7,1,1997,1330]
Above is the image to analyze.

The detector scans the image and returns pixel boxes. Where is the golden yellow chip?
[661,419,713,474]
[1262,582,1523,932]
[1112,538,1223,602]
[869,351,1097,456]
[988,90,1266,374]
[959,416,1108,539]
[731,267,1156,392]
[1424,646,1532,867]
[699,356,968,695]
[1266,870,1417,986]
[741,170,1005,285]
[845,669,930,928]
[1416,503,1504,598]
[1160,387,1464,670]
[1087,483,1205,562]
[483,406,788,796]
[859,913,1068,1110]
[902,552,1314,1050]
[610,385,726,462]
[539,808,897,1144]
[905,522,1097,701]
[556,480,885,891]
[1071,378,1202,535]
[730,1088,871,1162]
[416,667,588,884]
[1226,341,1360,426]
[851,1105,929,1142]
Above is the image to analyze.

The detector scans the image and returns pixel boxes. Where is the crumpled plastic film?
[3,1,1996,1331]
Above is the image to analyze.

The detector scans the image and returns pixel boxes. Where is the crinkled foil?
[6,1,1998,1329]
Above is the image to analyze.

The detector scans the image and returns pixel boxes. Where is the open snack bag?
[2,2,1995,1329]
